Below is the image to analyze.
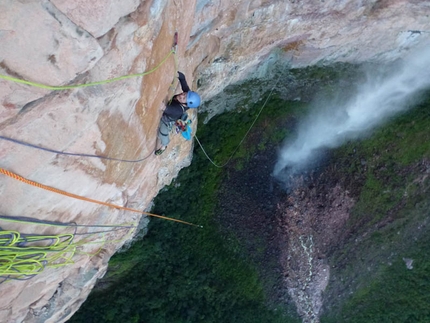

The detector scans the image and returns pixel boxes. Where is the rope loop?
[196,79,279,168]
[0,50,175,91]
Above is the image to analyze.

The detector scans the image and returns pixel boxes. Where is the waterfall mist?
[274,47,430,181]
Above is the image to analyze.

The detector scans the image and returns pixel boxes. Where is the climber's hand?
[177,71,185,80]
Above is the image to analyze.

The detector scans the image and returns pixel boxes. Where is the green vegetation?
[70,92,304,323]
[344,96,430,228]
[70,63,430,323]
[322,216,430,323]
[332,226,430,323]
[322,94,430,322]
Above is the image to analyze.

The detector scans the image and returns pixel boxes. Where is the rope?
[0,215,139,283]
[0,229,76,282]
[0,168,202,228]
[0,50,175,90]
[0,214,137,235]
[0,45,181,162]
[195,80,279,168]
[0,215,138,247]
[0,135,154,163]
[0,35,198,283]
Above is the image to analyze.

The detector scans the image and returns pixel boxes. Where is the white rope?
[195,79,280,168]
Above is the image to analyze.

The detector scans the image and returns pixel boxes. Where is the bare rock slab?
[51,0,140,38]
[0,0,103,85]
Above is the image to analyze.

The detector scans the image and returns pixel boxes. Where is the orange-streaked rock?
[1,0,430,322]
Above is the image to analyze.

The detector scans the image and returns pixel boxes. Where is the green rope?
[0,50,174,90]
[0,230,76,282]
[195,79,280,168]
[0,215,138,283]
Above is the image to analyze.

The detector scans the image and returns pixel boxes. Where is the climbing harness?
[195,79,280,168]
[0,50,175,90]
[175,119,191,133]
[0,167,202,228]
[175,119,192,141]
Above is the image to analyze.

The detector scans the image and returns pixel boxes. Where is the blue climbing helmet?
[186,91,201,108]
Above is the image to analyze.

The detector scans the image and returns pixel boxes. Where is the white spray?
[273,47,430,179]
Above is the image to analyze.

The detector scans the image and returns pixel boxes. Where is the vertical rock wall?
[0,0,429,322]
[193,0,430,117]
[0,0,196,322]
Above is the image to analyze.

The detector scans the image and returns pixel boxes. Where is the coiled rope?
[0,50,175,90]
[0,214,138,283]
[195,79,279,168]
[0,230,75,282]
[0,168,201,227]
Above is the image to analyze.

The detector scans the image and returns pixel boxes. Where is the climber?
[155,71,201,155]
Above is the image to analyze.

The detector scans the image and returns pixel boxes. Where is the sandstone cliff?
[0,0,429,322]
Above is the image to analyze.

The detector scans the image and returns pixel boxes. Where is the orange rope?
[0,168,200,227]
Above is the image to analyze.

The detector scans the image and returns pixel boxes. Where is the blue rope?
[0,135,153,163]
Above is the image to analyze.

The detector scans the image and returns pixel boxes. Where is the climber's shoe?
[155,147,166,156]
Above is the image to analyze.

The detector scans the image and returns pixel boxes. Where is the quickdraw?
[175,119,191,134]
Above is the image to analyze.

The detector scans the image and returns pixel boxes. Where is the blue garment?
[182,125,192,141]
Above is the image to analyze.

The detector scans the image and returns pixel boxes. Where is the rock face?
[194,0,430,108]
[0,0,429,322]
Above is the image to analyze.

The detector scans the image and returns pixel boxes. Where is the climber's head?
[176,92,187,104]
[186,91,201,108]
